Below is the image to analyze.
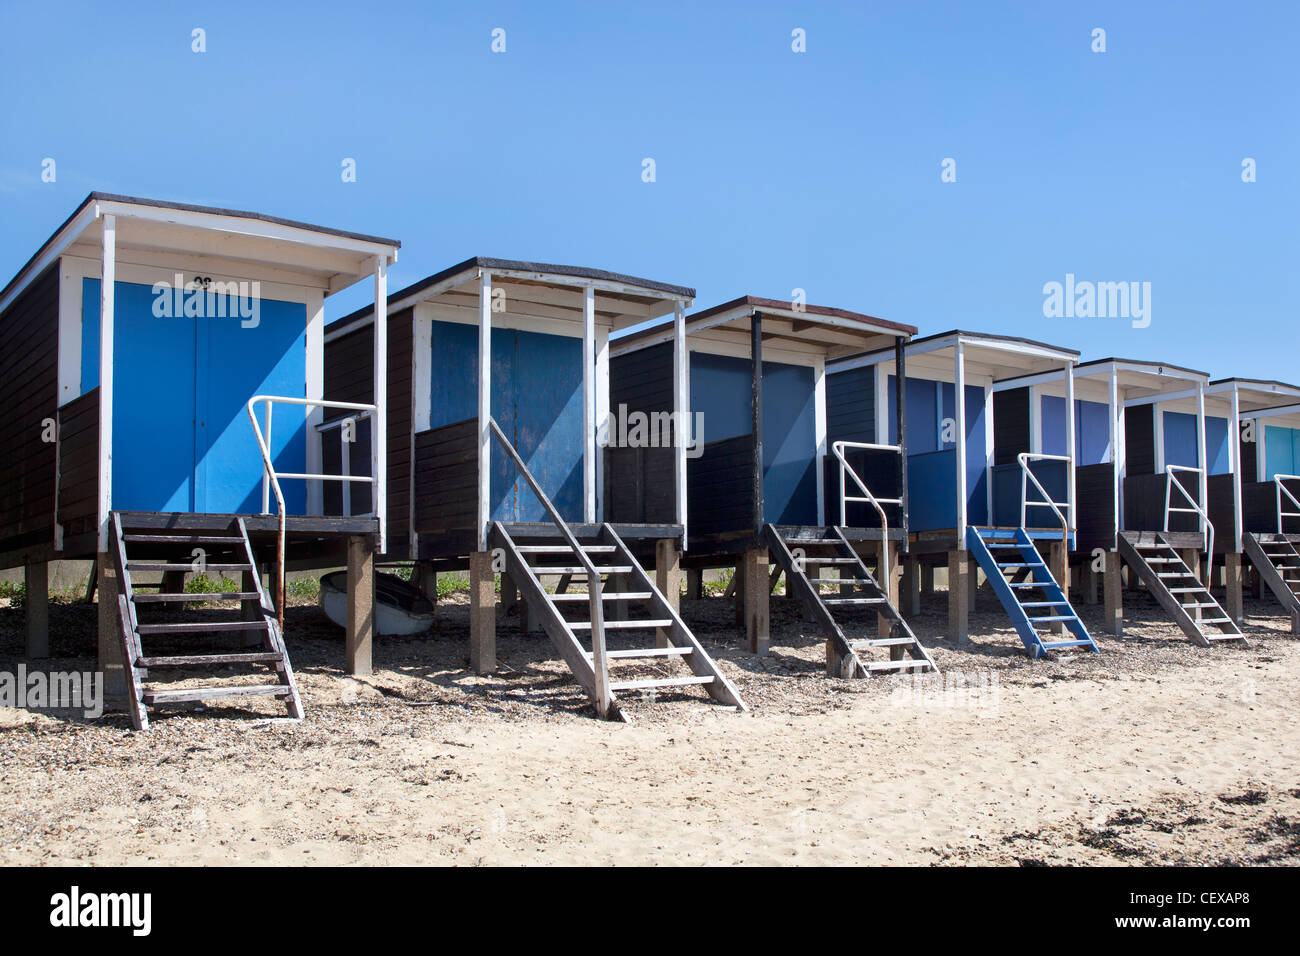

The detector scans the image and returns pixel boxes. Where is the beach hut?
[323,258,745,720]
[994,358,1247,648]
[0,193,401,728]
[827,330,1098,658]
[610,296,934,678]
[1203,378,1300,631]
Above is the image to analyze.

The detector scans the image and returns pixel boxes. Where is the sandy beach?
[1,588,1297,866]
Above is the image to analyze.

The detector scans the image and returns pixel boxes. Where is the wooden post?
[902,555,920,616]
[947,549,968,644]
[968,557,978,614]
[1223,552,1243,625]
[921,561,934,597]
[606,571,627,623]
[501,572,518,622]
[655,538,681,648]
[733,560,745,625]
[742,548,769,655]
[25,561,48,659]
[686,568,702,600]
[1049,541,1068,634]
[346,536,374,676]
[97,554,125,697]
[469,551,495,672]
[1083,558,1100,605]
[878,540,901,637]
[1103,549,1123,636]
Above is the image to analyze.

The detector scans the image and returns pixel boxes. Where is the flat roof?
[0,192,402,314]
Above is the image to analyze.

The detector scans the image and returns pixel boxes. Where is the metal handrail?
[1164,464,1214,586]
[1275,474,1300,535]
[246,395,379,625]
[487,417,611,717]
[1018,453,1072,553]
[831,441,903,584]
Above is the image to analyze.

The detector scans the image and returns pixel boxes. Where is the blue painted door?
[1264,425,1300,480]
[428,321,583,523]
[82,279,307,515]
[1041,395,1111,465]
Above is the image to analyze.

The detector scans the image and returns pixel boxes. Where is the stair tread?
[824,597,888,605]
[517,545,616,553]
[133,592,261,603]
[135,621,270,635]
[123,534,245,544]
[137,652,282,667]
[529,565,633,575]
[142,684,291,704]
[608,675,715,692]
[863,659,933,671]
[127,562,252,572]
[850,637,915,648]
[1026,615,1078,623]
[570,619,673,630]
[1040,639,1095,649]
[550,592,652,602]
[597,646,693,659]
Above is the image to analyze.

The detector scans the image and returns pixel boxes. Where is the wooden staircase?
[1116,531,1247,648]
[967,527,1099,658]
[764,524,937,677]
[492,522,746,720]
[1243,533,1300,629]
[111,512,303,730]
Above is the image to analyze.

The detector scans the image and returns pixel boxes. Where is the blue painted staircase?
[966,527,1099,658]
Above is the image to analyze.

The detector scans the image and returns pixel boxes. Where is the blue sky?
[1,1,1295,379]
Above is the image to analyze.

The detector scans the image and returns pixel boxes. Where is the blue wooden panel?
[85,279,196,512]
[1163,411,1200,468]
[429,321,582,522]
[761,361,817,525]
[907,449,957,531]
[886,375,940,453]
[1205,416,1229,475]
[1264,425,1300,479]
[83,279,307,515]
[889,375,986,526]
[199,296,306,514]
[953,383,989,526]
[509,328,582,522]
[689,351,752,443]
[992,459,1068,527]
[1041,396,1110,465]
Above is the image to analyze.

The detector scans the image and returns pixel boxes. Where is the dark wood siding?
[1125,404,1155,476]
[607,343,677,523]
[687,434,756,540]
[827,365,875,445]
[56,387,99,546]
[1123,471,1199,533]
[1240,426,1257,484]
[1206,473,1236,553]
[412,418,479,534]
[823,446,902,528]
[0,263,60,557]
[323,307,413,555]
[1075,462,1116,552]
[993,387,1030,466]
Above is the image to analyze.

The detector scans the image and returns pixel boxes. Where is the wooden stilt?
[501,572,518,619]
[655,538,681,648]
[1223,552,1243,625]
[97,553,125,698]
[686,568,703,600]
[732,561,744,624]
[1083,557,1100,605]
[25,561,48,659]
[901,556,920,616]
[1104,549,1123,636]
[947,549,968,644]
[469,550,495,673]
[742,548,769,654]
[1048,541,1068,634]
[967,557,978,614]
[921,561,934,597]
[346,535,374,676]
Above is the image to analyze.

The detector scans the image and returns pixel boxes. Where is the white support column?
[97,214,116,553]
[813,357,827,524]
[1230,385,1243,552]
[478,271,493,552]
[983,384,994,522]
[874,358,890,440]
[1108,366,1120,549]
[410,306,433,558]
[673,301,688,545]
[1195,381,1208,521]
[304,289,325,516]
[372,257,388,554]
[1154,402,1166,474]
[1065,361,1077,530]
[954,341,968,548]
[594,324,610,523]
[582,286,596,524]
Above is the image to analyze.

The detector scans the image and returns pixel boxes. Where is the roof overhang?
[611,295,914,361]
[0,192,401,316]
[325,256,694,341]
[828,329,1078,382]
